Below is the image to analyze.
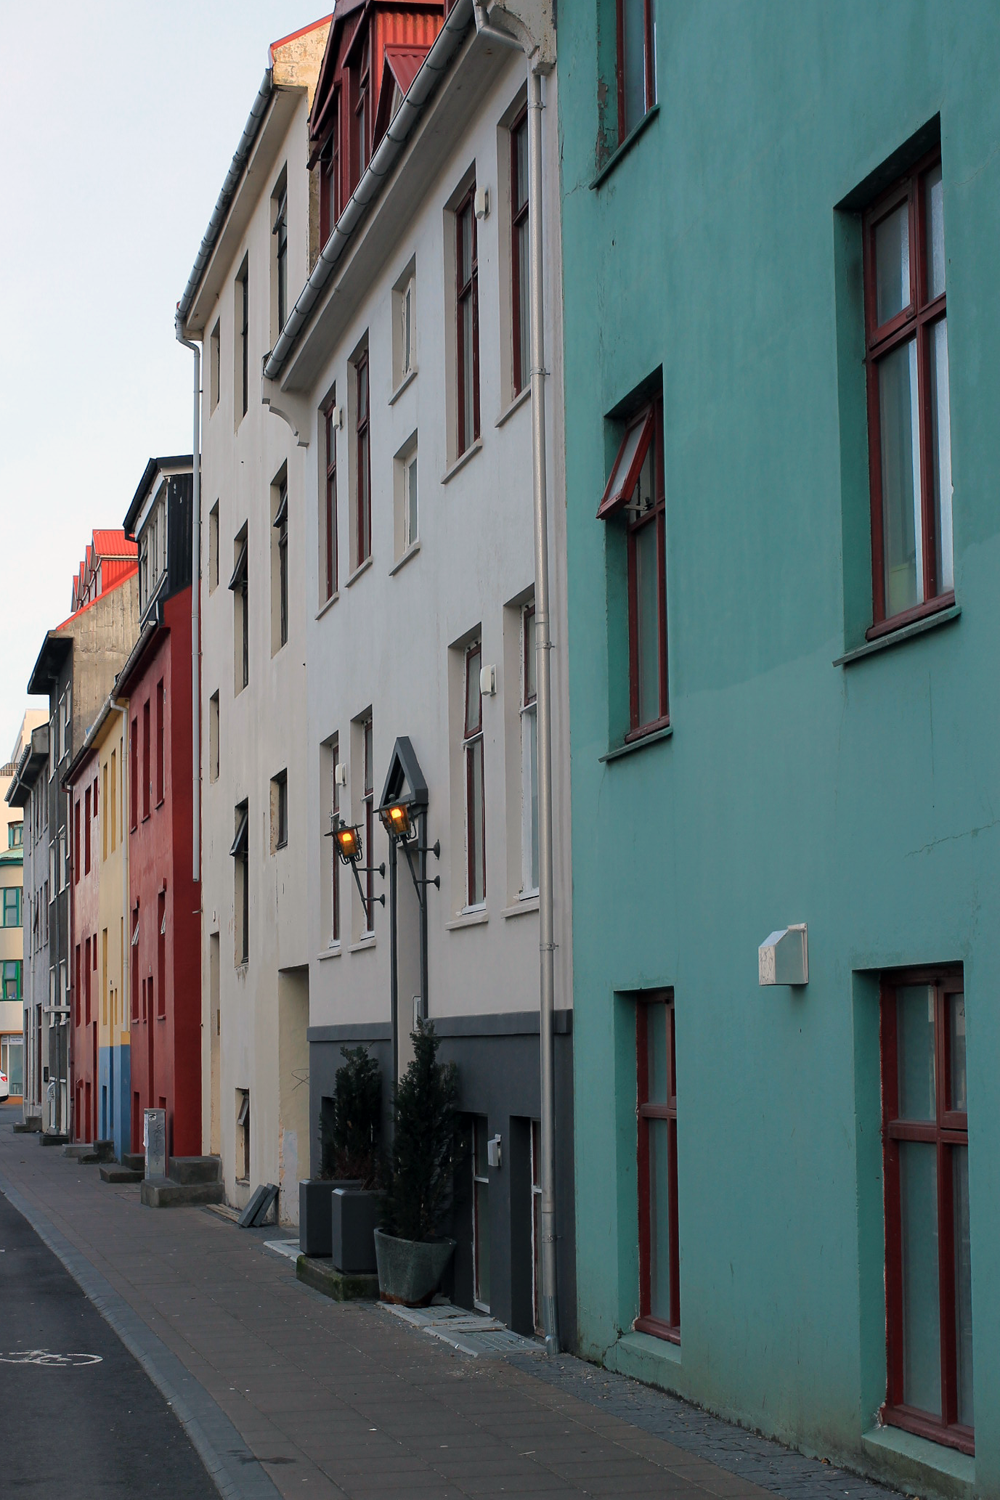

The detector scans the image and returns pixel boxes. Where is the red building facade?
[119,458,201,1158]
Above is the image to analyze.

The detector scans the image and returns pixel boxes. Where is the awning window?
[228,537,248,591]
[596,409,654,520]
[272,486,288,530]
[230,806,249,859]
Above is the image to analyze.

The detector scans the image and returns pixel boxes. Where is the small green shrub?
[381,1020,461,1242]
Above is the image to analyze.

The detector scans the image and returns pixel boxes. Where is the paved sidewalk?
[0,1121,902,1500]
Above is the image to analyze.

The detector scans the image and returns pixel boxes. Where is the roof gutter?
[263,0,473,383]
[177,69,274,329]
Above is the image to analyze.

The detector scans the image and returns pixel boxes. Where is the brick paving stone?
[0,1124,909,1500]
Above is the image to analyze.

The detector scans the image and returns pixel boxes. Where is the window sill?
[445,908,488,931]
[496,386,531,429]
[389,541,421,577]
[503,897,538,919]
[834,603,960,666]
[317,945,341,962]
[349,935,376,953]
[316,590,339,621]
[441,439,483,485]
[591,105,660,190]
[600,723,673,763]
[862,1423,975,1495]
[388,367,418,406]
[345,557,373,589]
[611,1330,682,1385]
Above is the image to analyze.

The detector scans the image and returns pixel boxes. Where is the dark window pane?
[948,991,966,1112]
[929,317,953,593]
[924,163,945,300]
[899,1139,941,1417]
[647,1117,672,1322]
[622,0,647,136]
[875,201,910,324]
[635,518,660,726]
[878,339,923,617]
[897,984,936,1121]
[646,1002,668,1104]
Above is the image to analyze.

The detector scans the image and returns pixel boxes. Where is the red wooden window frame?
[362,715,375,931]
[356,351,371,566]
[616,0,657,145]
[598,399,668,739]
[510,108,530,397]
[463,641,486,907]
[324,399,338,598]
[320,101,341,245]
[636,991,679,1342]
[355,33,370,187]
[130,909,139,1023]
[863,149,951,639]
[880,969,972,1455]
[156,890,166,1020]
[84,787,91,875]
[456,187,480,456]
[130,718,138,831]
[142,699,151,819]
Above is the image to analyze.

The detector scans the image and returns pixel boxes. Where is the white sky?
[0,0,327,762]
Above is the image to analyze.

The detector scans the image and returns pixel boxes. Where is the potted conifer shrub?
[299,1046,379,1258]
[375,1019,461,1306]
[329,1046,383,1275]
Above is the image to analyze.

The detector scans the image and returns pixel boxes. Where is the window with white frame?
[393,433,418,560]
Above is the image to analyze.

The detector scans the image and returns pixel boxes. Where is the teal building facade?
[557,5,1000,1498]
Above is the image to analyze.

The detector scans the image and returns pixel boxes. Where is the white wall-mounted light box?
[758,924,809,986]
[480,664,496,696]
[334,762,348,787]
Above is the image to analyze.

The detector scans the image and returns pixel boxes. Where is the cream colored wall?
[95,710,128,1055]
[197,88,315,1220]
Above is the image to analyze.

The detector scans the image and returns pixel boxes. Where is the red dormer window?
[355,34,370,181]
[320,97,341,244]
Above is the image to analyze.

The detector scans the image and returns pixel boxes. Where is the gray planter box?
[299,1179,361,1257]
[331,1189,379,1274]
[374,1228,456,1306]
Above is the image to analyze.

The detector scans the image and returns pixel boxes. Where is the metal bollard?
[143,1108,166,1180]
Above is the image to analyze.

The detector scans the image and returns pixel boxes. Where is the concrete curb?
[0,1169,282,1500]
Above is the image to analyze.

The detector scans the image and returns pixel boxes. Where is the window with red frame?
[617,0,656,145]
[84,787,91,874]
[463,641,485,907]
[510,109,530,397]
[863,151,952,636]
[130,719,138,831]
[156,679,164,804]
[355,34,370,183]
[636,992,679,1342]
[74,799,80,883]
[157,890,166,1019]
[355,351,371,565]
[456,188,480,455]
[142,699,151,818]
[320,103,341,244]
[130,909,139,1023]
[324,394,338,598]
[361,715,375,932]
[881,970,972,1454]
[598,398,668,738]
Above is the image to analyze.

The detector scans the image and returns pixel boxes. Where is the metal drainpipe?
[473,3,559,1356]
[175,315,202,886]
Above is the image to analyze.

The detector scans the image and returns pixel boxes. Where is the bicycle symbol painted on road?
[0,1349,103,1367]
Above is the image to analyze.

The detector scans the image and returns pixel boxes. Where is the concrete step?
[122,1153,145,1172]
[63,1142,114,1163]
[296,1255,379,1302]
[140,1177,226,1209]
[13,1118,42,1134]
[167,1156,222,1185]
[100,1165,144,1184]
[39,1133,70,1147]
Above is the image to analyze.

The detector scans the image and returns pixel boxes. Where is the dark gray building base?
[308,1011,576,1348]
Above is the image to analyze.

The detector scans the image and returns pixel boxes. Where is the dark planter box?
[331,1189,379,1274]
[299,1179,360,1257]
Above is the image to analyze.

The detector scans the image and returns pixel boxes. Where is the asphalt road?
[0,1182,217,1498]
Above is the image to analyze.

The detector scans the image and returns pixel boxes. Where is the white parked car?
[0,1070,8,1101]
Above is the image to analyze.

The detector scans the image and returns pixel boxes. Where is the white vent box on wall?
[758,924,809,986]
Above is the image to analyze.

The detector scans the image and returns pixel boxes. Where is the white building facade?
[178,18,331,1221]
[263,0,575,1336]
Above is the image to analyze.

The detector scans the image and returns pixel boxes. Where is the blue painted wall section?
[557,4,1000,1498]
[98,1044,131,1162]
